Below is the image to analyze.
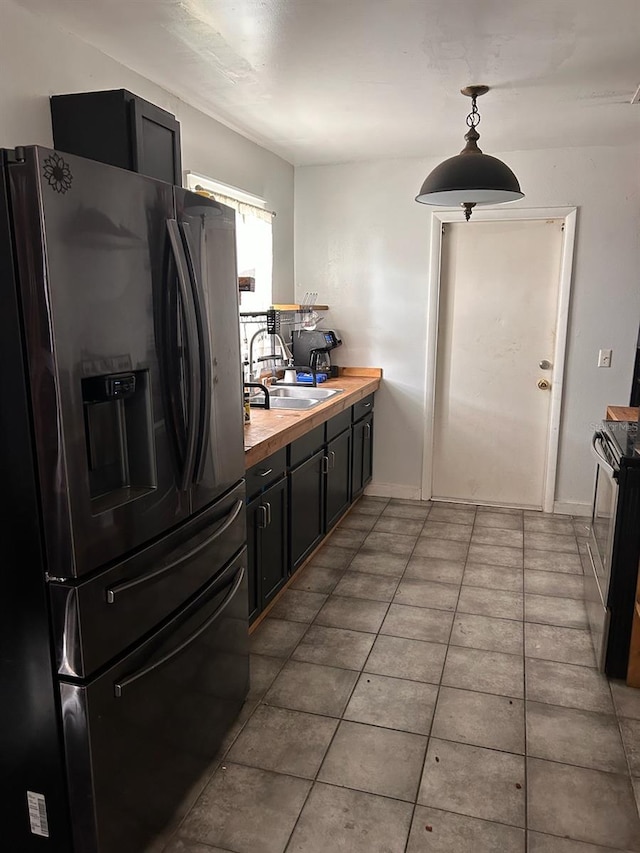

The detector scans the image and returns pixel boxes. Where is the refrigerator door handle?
[167,220,200,491]
[180,220,213,485]
[105,498,244,604]
[113,564,245,698]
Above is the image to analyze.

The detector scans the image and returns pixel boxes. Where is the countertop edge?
[606,405,639,422]
[244,371,381,469]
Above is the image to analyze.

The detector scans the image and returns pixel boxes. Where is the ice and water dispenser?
[81,370,156,512]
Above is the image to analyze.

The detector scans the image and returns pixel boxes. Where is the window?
[185,172,273,311]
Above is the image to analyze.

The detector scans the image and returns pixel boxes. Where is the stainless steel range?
[587,419,640,677]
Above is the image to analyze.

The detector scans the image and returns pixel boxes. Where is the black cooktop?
[603,419,640,463]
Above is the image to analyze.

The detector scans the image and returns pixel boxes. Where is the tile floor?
[162,497,640,853]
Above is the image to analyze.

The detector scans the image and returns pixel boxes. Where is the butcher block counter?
[244,368,382,469]
[607,406,639,422]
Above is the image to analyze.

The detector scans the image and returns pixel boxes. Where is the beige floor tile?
[527,758,640,850]
[407,808,525,853]
[287,783,413,853]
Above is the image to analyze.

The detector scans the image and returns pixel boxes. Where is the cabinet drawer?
[246,448,287,500]
[352,394,374,422]
[325,408,351,441]
[289,425,325,469]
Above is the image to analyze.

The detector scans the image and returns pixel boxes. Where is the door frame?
[421,206,578,512]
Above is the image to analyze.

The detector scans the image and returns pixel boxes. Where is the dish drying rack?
[240,296,329,385]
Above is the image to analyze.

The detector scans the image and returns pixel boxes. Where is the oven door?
[586,431,619,668]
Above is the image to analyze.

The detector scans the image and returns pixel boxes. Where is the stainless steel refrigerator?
[0,146,249,853]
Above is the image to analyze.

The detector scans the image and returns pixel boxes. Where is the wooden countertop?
[607,406,639,422]
[244,368,382,468]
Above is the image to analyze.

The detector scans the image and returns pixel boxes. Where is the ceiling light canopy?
[415,86,523,221]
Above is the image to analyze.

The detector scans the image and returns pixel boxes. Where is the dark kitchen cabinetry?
[352,395,374,498]
[247,477,288,622]
[289,448,326,573]
[246,449,288,623]
[51,89,182,185]
[248,394,375,619]
[326,427,352,531]
[288,415,352,574]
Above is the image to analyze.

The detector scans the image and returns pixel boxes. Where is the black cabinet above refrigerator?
[51,89,182,185]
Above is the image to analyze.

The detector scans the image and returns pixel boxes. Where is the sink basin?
[269,386,343,400]
[268,397,321,410]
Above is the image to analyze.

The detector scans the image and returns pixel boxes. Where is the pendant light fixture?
[415,86,523,221]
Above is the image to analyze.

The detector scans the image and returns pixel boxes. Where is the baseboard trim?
[364,482,423,500]
[363,486,592,516]
[553,501,592,517]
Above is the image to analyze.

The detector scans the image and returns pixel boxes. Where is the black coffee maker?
[291,329,342,374]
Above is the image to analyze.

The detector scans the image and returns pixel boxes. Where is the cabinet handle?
[321,455,330,474]
[330,451,336,470]
[363,402,372,408]
[258,468,273,478]
[258,505,268,528]
[265,501,272,526]
[364,423,371,439]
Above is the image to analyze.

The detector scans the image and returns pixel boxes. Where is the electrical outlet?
[598,348,613,368]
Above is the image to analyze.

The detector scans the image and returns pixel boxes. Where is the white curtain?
[192,183,273,312]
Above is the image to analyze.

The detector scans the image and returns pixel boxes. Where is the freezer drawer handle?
[113,564,245,698]
[106,499,244,604]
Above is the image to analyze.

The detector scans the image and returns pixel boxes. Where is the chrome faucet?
[248,328,293,381]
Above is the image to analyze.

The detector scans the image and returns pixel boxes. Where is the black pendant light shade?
[416,86,523,220]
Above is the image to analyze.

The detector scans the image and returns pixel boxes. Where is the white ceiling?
[14,0,640,166]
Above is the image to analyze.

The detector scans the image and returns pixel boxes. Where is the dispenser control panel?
[83,373,137,402]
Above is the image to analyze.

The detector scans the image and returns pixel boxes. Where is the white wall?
[295,145,640,509]
[1,0,294,302]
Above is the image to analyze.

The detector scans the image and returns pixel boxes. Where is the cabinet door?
[289,449,325,572]
[246,497,261,623]
[351,413,374,499]
[326,430,351,531]
[261,477,289,606]
[130,96,182,185]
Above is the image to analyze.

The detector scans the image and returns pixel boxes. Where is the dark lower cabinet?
[289,449,325,573]
[248,396,375,620]
[247,477,288,623]
[352,412,374,498]
[326,428,351,531]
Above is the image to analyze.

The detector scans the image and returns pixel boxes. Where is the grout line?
[284,500,423,852]
[607,675,640,820]
[400,504,476,853]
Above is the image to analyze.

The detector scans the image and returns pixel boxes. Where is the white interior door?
[432,219,564,509]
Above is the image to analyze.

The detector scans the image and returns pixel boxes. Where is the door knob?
[537,378,551,390]
[539,360,552,370]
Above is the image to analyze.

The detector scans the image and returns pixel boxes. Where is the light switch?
[598,349,613,368]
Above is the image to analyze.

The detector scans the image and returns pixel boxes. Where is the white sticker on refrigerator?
[27,791,49,837]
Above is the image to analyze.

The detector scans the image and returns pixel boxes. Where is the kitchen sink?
[269,386,343,400]
[268,397,321,410]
